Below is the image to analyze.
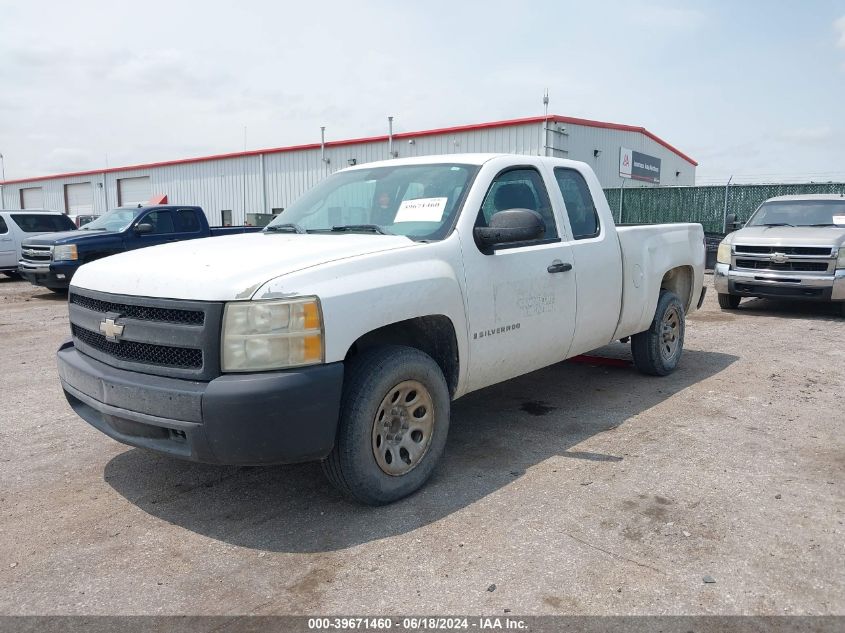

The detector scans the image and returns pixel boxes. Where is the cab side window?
[143,210,175,235]
[554,168,600,239]
[476,168,558,239]
[0,217,7,234]
[176,209,201,232]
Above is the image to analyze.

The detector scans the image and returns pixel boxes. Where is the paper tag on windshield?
[394,197,448,223]
[833,215,845,226]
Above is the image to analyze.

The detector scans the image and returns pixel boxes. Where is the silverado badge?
[99,318,124,343]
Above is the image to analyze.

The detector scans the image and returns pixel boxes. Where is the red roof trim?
[0,114,696,185]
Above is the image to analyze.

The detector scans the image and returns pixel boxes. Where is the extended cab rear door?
[547,166,623,356]
[461,166,577,392]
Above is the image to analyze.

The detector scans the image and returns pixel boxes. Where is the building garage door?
[117,176,151,206]
[20,187,44,209]
[65,182,94,213]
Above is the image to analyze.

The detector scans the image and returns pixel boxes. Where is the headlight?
[716,242,732,265]
[837,248,845,269]
[52,244,78,261]
[221,297,323,372]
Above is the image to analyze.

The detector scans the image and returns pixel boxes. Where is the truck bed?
[614,223,706,339]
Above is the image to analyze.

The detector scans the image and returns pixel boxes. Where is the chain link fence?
[603,182,845,233]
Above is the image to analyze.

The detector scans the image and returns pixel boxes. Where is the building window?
[271,208,284,215]
[221,210,233,227]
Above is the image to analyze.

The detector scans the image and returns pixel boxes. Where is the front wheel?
[321,345,451,505]
[631,290,685,376]
[718,293,741,309]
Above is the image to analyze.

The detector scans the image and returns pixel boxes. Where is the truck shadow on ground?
[104,346,737,553]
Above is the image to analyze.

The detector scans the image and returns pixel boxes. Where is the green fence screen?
[603,183,845,233]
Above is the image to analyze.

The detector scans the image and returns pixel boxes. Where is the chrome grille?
[734,245,832,256]
[20,245,52,263]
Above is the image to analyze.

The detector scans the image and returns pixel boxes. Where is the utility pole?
[721,175,733,232]
[0,153,6,210]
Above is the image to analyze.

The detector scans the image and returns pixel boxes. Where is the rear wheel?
[631,290,685,376]
[718,293,741,309]
[321,345,450,505]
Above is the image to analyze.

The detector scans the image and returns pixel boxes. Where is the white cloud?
[836,15,845,48]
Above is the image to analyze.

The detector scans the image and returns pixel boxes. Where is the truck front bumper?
[714,264,845,302]
[57,340,344,465]
[18,261,77,289]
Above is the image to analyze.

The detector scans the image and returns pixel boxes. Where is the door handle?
[547,260,572,274]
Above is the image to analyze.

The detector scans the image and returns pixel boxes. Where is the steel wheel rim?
[660,306,681,361]
[371,379,435,476]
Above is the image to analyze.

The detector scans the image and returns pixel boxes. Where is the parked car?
[18,205,262,291]
[68,213,99,228]
[715,194,845,315]
[0,210,77,279]
[57,154,706,504]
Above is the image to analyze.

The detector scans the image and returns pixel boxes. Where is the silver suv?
[715,194,845,315]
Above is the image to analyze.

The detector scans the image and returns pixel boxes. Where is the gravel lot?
[1,273,843,616]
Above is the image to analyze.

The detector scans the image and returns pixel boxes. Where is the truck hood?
[70,232,418,301]
[726,225,845,247]
[22,230,117,246]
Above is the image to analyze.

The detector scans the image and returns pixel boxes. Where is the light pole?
[0,153,5,210]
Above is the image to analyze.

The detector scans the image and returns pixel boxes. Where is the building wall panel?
[1,119,696,222]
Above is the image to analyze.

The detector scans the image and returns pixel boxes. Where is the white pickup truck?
[58,154,706,504]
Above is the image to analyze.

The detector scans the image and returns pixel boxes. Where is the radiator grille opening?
[735,259,829,272]
[70,293,205,325]
[72,324,203,369]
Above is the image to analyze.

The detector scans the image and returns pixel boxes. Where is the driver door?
[461,167,577,392]
[126,209,177,250]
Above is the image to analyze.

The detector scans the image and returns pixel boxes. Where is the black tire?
[631,290,685,376]
[321,345,451,505]
[718,293,741,309]
[3,271,20,279]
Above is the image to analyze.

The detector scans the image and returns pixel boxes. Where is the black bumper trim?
[19,269,70,289]
[58,342,344,465]
[730,281,833,302]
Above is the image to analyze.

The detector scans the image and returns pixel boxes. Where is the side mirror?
[474,209,545,252]
[725,213,740,232]
[134,223,153,235]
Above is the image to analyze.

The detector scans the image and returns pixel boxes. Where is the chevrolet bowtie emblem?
[770,252,788,264]
[99,318,124,342]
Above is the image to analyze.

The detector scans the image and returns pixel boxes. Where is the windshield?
[265,163,479,240]
[10,213,76,233]
[80,208,144,232]
[746,200,845,227]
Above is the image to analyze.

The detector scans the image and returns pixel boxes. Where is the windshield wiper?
[265,223,306,234]
[806,223,840,227]
[329,224,390,235]
[759,223,794,227]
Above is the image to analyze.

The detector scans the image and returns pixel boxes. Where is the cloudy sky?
[0,0,843,183]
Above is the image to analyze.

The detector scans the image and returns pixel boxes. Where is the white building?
[0,115,697,225]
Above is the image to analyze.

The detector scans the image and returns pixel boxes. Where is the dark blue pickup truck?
[18,205,261,291]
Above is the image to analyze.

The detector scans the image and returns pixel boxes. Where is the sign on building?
[619,147,661,184]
